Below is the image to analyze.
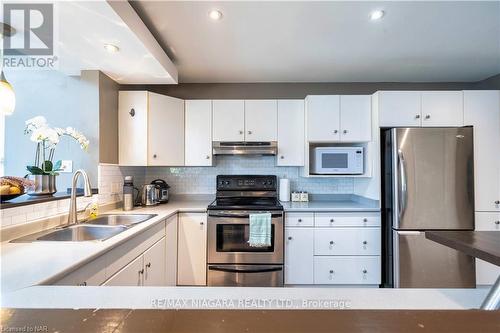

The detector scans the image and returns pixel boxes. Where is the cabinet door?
[306,95,340,141]
[213,100,245,141]
[378,91,421,127]
[177,213,207,286]
[165,214,178,286]
[185,100,213,166]
[340,95,371,142]
[285,228,313,284]
[277,100,304,166]
[421,91,463,127]
[143,237,166,286]
[475,212,500,285]
[148,93,185,166]
[464,91,500,211]
[244,100,277,141]
[52,256,106,286]
[118,91,148,165]
[102,254,144,286]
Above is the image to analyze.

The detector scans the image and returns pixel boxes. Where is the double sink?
[11,214,157,243]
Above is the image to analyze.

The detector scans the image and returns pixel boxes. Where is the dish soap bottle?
[89,196,99,218]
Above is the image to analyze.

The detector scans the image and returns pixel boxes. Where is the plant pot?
[27,175,57,196]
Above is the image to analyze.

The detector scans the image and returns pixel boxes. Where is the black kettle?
[150,179,170,204]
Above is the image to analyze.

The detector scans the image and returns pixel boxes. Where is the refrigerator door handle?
[397,149,408,220]
[396,231,423,236]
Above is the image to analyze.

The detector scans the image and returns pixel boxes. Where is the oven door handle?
[208,212,283,218]
[208,266,283,273]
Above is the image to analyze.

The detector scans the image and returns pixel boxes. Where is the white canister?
[279,178,291,202]
[300,191,309,202]
[291,192,301,202]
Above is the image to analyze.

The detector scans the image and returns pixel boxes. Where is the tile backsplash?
[144,156,354,195]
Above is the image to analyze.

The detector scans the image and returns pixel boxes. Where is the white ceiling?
[132,0,500,83]
[57,1,177,83]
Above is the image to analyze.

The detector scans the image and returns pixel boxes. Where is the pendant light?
[0,23,16,116]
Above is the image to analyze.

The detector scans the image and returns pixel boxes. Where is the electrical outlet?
[60,160,73,173]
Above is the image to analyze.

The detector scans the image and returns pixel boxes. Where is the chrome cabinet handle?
[329,241,335,245]
[495,200,500,205]
[139,269,144,275]
[280,156,284,159]
[239,130,243,135]
[200,222,204,225]
[397,149,408,220]
[363,241,368,245]
[288,236,293,240]
[330,219,334,223]
[333,130,338,134]
[425,114,431,119]
[78,281,87,286]
[362,269,368,274]
[129,108,135,117]
[343,130,348,134]
[494,221,500,225]
[248,130,252,135]
[297,219,302,222]
[153,154,157,159]
[415,114,420,119]
[363,218,368,222]
[206,155,210,159]
[329,270,334,274]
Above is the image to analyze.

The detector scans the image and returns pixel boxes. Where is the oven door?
[207,264,283,287]
[207,210,284,264]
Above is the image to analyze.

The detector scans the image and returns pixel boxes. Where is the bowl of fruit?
[0,176,34,202]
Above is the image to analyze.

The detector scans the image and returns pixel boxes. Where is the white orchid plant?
[24,116,90,175]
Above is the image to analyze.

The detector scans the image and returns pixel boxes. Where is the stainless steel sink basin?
[84,214,157,226]
[36,225,128,241]
[10,214,157,243]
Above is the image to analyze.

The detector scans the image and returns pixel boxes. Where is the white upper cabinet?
[421,91,463,126]
[119,91,148,165]
[306,95,340,142]
[244,100,277,141]
[464,90,500,212]
[185,100,213,166]
[148,93,185,166]
[277,100,305,166]
[212,100,245,141]
[119,91,184,166]
[378,91,422,127]
[340,95,372,142]
[377,91,464,127]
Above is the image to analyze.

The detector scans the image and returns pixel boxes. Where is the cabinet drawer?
[314,212,380,227]
[475,212,500,231]
[285,213,314,227]
[314,228,380,255]
[313,256,381,285]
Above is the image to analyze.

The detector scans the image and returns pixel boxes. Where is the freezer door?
[393,230,475,288]
[392,127,474,230]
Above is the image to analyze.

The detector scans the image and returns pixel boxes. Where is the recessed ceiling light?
[208,10,223,21]
[370,10,385,21]
[104,43,120,53]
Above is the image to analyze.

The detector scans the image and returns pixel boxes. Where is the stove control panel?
[217,175,277,191]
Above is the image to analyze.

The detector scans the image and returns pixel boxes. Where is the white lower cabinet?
[313,256,380,285]
[177,213,208,286]
[165,214,178,286]
[475,212,500,285]
[285,228,314,284]
[284,211,381,286]
[102,253,144,286]
[52,255,107,286]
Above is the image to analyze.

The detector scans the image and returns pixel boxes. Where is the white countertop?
[0,199,210,293]
[2,286,489,310]
[281,200,379,212]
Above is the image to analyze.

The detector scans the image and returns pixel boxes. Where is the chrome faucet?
[68,169,92,225]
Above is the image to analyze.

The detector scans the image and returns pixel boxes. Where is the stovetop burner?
[208,175,283,211]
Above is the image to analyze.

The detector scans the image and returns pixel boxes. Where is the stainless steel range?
[207,175,284,287]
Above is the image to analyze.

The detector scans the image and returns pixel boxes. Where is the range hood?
[213,142,277,156]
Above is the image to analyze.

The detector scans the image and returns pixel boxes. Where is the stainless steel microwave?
[311,147,364,175]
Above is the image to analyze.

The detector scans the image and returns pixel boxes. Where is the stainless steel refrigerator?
[381,127,475,288]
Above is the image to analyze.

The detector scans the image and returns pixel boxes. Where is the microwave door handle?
[208,266,283,273]
[397,149,408,220]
